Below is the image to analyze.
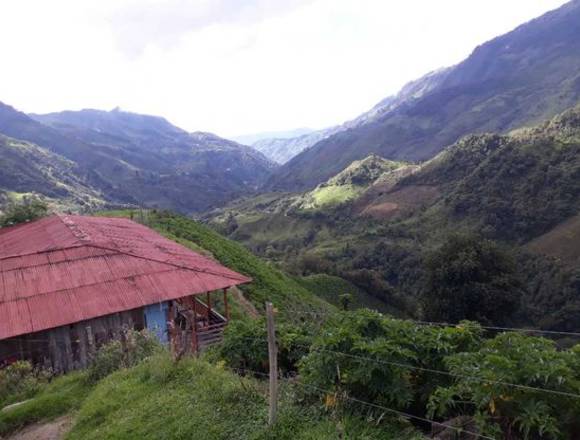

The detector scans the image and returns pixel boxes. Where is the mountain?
[268,0,580,190]
[0,103,276,213]
[250,68,452,165]
[207,105,580,331]
[231,127,314,146]
[251,126,340,164]
[0,134,105,211]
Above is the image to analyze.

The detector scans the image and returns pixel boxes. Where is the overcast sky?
[0,0,569,138]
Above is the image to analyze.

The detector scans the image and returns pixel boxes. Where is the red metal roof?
[0,215,251,340]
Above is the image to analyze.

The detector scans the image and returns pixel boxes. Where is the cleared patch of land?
[526,213,580,266]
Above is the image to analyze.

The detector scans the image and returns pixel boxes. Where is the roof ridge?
[56,214,93,244]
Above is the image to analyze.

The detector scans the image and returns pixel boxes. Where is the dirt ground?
[4,416,72,440]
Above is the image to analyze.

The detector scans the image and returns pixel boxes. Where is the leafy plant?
[299,310,483,414]
[428,333,580,439]
[0,361,51,408]
[86,330,161,383]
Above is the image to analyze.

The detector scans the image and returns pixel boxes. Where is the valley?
[1,1,580,438]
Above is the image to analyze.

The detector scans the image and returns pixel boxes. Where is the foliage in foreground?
[0,361,51,409]
[298,310,580,440]
[216,318,312,376]
[428,333,580,439]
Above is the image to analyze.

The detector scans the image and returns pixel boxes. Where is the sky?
[0,0,570,138]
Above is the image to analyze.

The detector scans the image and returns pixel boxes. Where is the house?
[0,214,251,372]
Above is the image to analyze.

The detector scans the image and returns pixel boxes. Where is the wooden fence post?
[266,302,278,426]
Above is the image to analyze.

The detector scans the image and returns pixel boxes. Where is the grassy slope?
[0,372,91,436]
[102,210,332,318]
[67,355,404,440]
[296,274,392,313]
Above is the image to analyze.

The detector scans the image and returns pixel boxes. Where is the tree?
[0,197,49,228]
[421,233,522,325]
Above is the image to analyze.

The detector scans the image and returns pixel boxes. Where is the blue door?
[144,302,169,344]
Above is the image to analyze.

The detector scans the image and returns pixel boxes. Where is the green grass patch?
[307,184,363,208]
[67,354,411,440]
[297,274,392,313]
[0,372,91,436]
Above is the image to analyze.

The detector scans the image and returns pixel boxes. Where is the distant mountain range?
[0,104,275,213]
[231,128,314,146]
[246,68,451,165]
[267,0,580,190]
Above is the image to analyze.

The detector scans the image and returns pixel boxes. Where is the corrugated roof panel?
[0,215,251,340]
[0,300,32,338]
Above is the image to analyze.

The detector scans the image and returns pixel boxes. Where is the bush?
[299,310,483,413]
[217,318,312,376]
[428,334,580,439]
[0,361,51,408]
[87,330,161,383]
[0,198,49,227]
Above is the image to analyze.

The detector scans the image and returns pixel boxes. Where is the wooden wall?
[0,308,146,373]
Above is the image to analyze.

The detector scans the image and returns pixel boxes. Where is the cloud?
[107,0,314,56]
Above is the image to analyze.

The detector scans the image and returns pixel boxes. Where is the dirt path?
[231,286,260,318]
[4,416,72,440]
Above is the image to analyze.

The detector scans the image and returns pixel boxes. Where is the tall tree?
[421,233,522,325]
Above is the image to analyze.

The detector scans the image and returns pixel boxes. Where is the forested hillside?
[0,103,276,213]
[208,106,580,333]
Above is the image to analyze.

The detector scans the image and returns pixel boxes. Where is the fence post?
[266,302,278,426]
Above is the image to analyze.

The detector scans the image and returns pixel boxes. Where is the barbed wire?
[237,335,580,400]
[222,364,496,440]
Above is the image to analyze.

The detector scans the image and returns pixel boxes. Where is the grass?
[66,354,411,440]
[0,372,91,436]
[296,274,392,313]
[306,184,363,208]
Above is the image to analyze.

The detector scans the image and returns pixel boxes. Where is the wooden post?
[192,300,198,354]
[206,292,212,323]
[266,302,278,426]
[223,288,230,321]
[86,326,96,363]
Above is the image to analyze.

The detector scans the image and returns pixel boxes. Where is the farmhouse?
[0,214,251,372]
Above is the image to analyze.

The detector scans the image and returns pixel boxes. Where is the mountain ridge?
[266,0,580,191]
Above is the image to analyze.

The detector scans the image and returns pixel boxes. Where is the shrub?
[0,361,51,408]
[299,310,483,413]
[86,330,161,383]
[428,333,580,439]
[217,318,312,376]
[0,198,49,227]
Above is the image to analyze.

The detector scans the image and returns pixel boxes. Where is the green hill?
[206,106,580,332]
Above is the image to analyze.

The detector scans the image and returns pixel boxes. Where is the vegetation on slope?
[0,134,105,211]
[206,106,580,332]
[67,354,409,440]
